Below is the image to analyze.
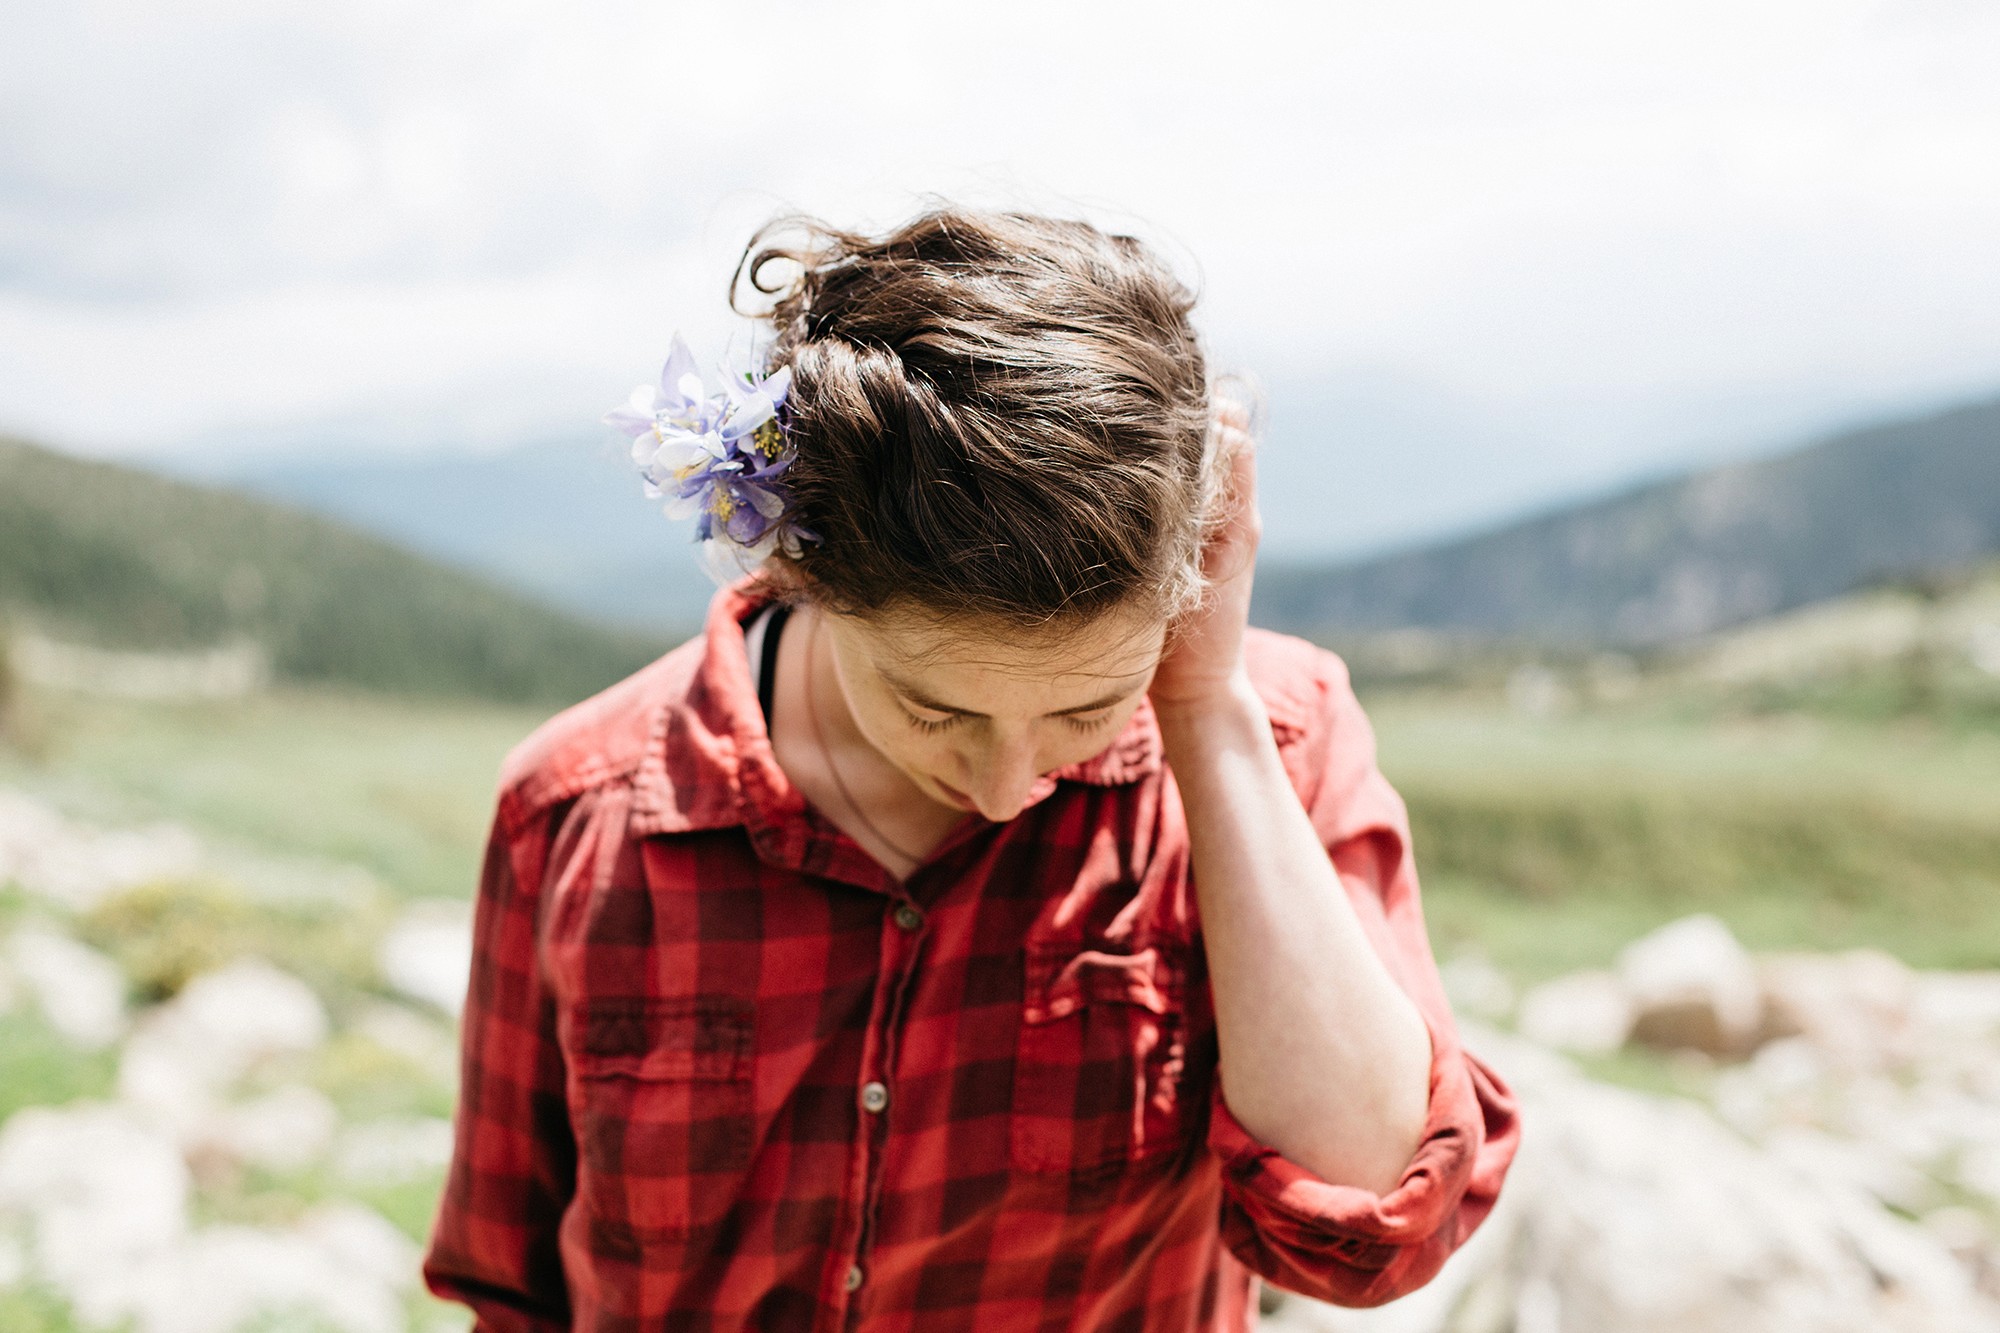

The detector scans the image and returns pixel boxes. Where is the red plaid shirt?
[424,580,1520,1331]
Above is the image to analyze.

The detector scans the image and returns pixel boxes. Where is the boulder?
[1617,914,1762,1057]
[0,1102,190,1327]
[1756,948,1917,1074]
[195,1083,341,1175]
[378,900,473,1017]
[7,926,127,1049]
[121,1222,405,1333]
[0,790,201,912]
[120,957,330,1144]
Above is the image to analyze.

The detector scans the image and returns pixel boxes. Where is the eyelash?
[903,712,1113,735]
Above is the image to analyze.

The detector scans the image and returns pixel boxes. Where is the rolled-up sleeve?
[1212,641,1523,1307]
[423,800,577,1333]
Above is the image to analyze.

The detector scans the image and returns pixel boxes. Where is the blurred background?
[2,1,1999,1330]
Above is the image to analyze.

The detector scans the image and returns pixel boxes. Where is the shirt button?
[860,1081,889,1113]
[892,904,923,932]
[844,1263,865,1292]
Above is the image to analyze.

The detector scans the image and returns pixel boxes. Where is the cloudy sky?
[5,0,1999,557]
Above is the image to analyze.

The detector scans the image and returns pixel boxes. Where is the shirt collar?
[629,578,1163,838]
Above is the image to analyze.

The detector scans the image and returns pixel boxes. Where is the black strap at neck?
[757,603,792,725]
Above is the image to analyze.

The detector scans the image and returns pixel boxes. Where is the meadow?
[6,643,1997,979]
[1383,689,2000,981]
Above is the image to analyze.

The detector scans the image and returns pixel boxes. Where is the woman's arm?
[1150,407,1431,1195]
[423,803,577,1331]
[1157,678,1433,1193]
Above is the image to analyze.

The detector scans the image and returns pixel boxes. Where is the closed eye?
[903,708,1114,735]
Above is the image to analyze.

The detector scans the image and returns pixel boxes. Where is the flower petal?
[659,335,700,398]
[604,408,653,437]
[726,504,774,544]
[718,394,776,441]
[741,482,787,519]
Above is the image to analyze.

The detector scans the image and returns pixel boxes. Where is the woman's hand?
[1148,397,1261,716]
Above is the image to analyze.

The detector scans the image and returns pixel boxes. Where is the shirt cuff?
[1207,1001,1497,1306]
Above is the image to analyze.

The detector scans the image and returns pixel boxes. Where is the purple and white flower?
[604,333,812,570]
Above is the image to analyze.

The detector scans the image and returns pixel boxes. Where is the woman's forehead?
[846,604,1166,686]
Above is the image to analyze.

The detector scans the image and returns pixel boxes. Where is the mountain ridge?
[1251,395,2000,646]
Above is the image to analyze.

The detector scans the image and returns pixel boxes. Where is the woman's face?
[820,601,1169,823]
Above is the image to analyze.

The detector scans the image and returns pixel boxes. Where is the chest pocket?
[1011,945,1199,1179]
[565,996,754,1243]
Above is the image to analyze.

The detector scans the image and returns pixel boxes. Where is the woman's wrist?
[1152,670,1267,762]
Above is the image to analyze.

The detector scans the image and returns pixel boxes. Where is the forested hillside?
[0,438,667,704]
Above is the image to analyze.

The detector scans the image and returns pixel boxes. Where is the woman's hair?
[733,206,1216,629]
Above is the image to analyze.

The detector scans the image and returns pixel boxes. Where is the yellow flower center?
[752,419,784,460]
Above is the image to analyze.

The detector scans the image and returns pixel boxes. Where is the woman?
[424,208,1520,1330]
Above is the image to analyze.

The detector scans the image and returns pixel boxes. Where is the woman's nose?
[966,737,1042,821]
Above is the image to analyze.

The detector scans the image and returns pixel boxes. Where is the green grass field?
[1,684,546,901]
[1368,688,2000,981]
[7,668,2000,982]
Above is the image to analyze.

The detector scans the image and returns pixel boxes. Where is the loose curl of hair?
[731,205,1220,630]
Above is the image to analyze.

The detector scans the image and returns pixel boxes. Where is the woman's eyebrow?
[881,672,1147,718]
[1047,687,1143,716]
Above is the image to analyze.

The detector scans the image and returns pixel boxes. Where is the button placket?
[831,896,924,1320]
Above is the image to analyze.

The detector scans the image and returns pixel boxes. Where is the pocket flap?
[1023,946,1179,1023]
[570,997,752,1081]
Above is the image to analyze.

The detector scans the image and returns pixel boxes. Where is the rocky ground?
[1269,916,2000,1332]
[6,789,2000,1331]
[0,790,470,1333]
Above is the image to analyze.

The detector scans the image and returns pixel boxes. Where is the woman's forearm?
[1156,675,1433,1195]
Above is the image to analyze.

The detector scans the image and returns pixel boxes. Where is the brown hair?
[733,206,1215,629]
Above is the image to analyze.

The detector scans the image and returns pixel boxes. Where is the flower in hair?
[604,333,815,575]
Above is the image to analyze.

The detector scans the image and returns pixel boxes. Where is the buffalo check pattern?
[423,580,1521,1331]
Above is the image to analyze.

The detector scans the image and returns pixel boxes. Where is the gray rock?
[0,1102,190,1327]
[378,901,473,1017]
[0,790,202,912]
[7,927,127,1049]
[1617,914,1762,1058]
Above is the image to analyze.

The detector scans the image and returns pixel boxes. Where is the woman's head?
[737,206,1215,633]
[729,205,1235,821]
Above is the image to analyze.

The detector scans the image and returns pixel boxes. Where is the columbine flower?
[604,333,812,575]
[719,362,792,459]
[605,334,728,499]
